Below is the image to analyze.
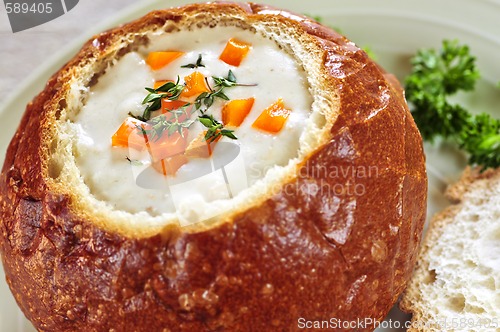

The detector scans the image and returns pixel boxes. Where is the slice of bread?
[401,167,500,331]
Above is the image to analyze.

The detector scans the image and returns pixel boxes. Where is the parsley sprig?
[406,40,500,169]
[458,114,500,168]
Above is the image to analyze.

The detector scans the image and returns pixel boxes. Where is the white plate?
[1,0,500,331]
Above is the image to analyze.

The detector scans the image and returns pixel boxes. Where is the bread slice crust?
[0,2,426,331]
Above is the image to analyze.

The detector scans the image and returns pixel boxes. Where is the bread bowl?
[0,2,427,331]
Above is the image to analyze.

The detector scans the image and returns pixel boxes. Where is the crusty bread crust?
[0,2,426,331]
[400,167,500,331]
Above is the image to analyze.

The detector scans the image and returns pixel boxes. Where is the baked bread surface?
[0,2,427,331]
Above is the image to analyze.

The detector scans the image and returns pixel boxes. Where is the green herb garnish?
[141,104,195,140]
[126,156,146,166]
[136,69,252,143]
[406,40,500,169]
[304,13,323,23]
[213,70,238,87]
[195,85,230,110]
[458,114,500,168]
[195,70,256,110]
[362,45,377,60]
[181,54,206,69]
[198,114,237,142]
[139,77,185,121]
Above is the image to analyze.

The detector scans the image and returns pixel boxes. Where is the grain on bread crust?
[401,167,500,332]
[0,2,426,331]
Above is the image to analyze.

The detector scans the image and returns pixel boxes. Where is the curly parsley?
[406,40,500,169]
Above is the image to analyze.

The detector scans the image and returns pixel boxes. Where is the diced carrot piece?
[185,131,221,159]
[146,51,184,71]
[152,155,189,176]
[219,38,252,67]
[112,117,149,150]
[145,96,187,119]
[252,98,291,134]
[161,101,194,127]
[154,80,173,90]
[180,71,210,98]
[147,130,188,162]
[161,99,191,113]
[221,98,255,127]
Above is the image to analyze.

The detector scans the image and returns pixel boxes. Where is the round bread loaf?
[0,2,427,331]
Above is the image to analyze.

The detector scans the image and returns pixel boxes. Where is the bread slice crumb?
[401,167,500,331]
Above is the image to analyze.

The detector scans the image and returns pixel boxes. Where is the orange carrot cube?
[180,71,210,98]
[111,117,149,150]
[147,130,188,162]
[161,99,191,113]
[219,38,251,67]
[252,98,291,134]
[146,51,184,70]
[221,98,255,127]
[154,80,173,90]
[185,131,221,159]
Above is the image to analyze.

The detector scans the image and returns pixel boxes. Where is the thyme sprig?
[195,70,256,110]
[181,54,205,69]
[193,70,254,141]
[141,104,195,140]
[126,156,146,166]
[135,68,254,144]
[195,88,230,110]
[138,77,185,121]
[198,114,237,142]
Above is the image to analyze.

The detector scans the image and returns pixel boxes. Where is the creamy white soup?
[70,27,312,223]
